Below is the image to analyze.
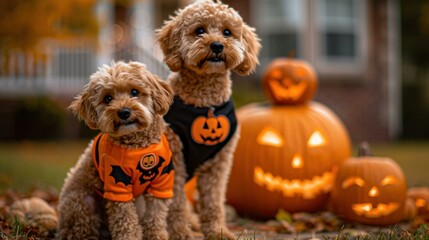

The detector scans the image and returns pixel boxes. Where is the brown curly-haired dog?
[156,1,261,239]
[57,61,174,240]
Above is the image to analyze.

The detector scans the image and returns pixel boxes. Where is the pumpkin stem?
[207,107,215,118]
[358,142,373,157]
[287,50,296,59]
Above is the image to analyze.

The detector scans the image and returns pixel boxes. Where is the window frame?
[252,0,368,78]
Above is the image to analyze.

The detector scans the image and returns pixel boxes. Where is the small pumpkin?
[191,108,230,145]
[408,187,429,220]
[331,143,408,226]
[262,58,317,105]
[404,197,417,221]
[8,197,58,234]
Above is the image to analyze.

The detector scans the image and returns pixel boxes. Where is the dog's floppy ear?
[233,23,261,76]
[155,18,183,72]
[129,61,174,115]
[68,83,99,129]
[147,73,174,115]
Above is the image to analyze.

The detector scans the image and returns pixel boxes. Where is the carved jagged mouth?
[352,203,399,218]
[268,80,308,100]
[254,166,337,199]
[200,134,223,143]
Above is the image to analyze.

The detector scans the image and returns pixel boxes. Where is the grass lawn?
[0,140,89,193]
[0,140,429,193]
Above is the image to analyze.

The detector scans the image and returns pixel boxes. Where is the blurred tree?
[402,0,429,68]
[0,0,99,66]
[0,0,99,51]
[401,0,429,139]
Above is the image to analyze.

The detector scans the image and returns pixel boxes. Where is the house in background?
[0,0,400,142]
[223,0,401,142]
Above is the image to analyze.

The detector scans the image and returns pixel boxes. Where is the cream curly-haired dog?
[156,0,261,239]
[57,61,174,240]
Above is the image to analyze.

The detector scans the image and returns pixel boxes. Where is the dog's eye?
[195,27,205,36]
[104,95,113,104]
[131,89,139,97]
[223,29,231,37]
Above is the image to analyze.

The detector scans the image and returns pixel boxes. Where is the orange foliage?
[0,0,99,52]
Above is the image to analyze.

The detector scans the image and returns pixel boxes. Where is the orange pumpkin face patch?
[140,154,157,170]
[191,108,230,146]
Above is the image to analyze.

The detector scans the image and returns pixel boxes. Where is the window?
[255,0,304,60]
[253,0,367,77]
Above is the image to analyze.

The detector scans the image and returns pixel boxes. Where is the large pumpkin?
[262,58,317,105]
[331,143,408,226]
[226,59,350,219]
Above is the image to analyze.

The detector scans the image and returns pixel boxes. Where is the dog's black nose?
[118,108,131,120]
[210,42,224,54]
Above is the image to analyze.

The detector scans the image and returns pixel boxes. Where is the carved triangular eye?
[257,127,284,147]
[217,121,222,128]
[381,176,397,186]
[307,130,326,147]
[203,122,209,129]
[342,176,365,189]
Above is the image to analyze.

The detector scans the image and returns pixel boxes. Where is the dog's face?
[69,61,173,137]
[156,0,261,75]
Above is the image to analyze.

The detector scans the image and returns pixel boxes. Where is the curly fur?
[57,61,174,240]
[156,1,261,239]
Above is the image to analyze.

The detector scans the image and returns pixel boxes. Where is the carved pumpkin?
[226,104,351,219]
[408,187,429,220]
[331,143,408,225]
[404,197,417,221]
[191,108,230,145]
[262,58,317,105]
[8,197,58,235]
[226,59,350,219]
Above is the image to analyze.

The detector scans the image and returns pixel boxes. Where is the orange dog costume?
[92,133,174,202]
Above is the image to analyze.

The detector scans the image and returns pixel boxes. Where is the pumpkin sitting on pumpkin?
[226,58,351,219]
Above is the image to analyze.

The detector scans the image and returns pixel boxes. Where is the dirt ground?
[0,189,426,239]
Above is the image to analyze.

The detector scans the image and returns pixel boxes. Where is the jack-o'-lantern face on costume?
[331,145,407,226]
[191,108,230,145]
[226,102,351,219]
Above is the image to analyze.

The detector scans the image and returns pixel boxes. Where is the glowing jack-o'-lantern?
[331,143,408,225]
[262,58,317,105]
[408,187,429,220]
[226,59,351,219]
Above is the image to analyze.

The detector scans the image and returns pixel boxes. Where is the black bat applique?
[136,156,165,185]
[161,158,174,175]
[110,165,132,186]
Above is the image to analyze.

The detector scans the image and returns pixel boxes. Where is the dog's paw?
[204,229,236,240]
[142,228,169,240]
[168,231,194,240]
